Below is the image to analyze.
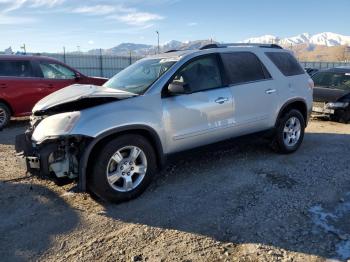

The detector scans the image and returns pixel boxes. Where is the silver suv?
[15,44,313,203]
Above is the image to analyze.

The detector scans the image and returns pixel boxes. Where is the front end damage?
[14,84,138,188]
[15,123,91,186]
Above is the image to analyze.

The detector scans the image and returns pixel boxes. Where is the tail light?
[308,78,314,90]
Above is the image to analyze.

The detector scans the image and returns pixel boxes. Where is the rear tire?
[88,135,157,203]
[272,109,305,154]
[0,103,11,129]
[339,107,350,124]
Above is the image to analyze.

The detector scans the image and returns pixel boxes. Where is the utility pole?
[156,31,160,54]
[20,44,26,54]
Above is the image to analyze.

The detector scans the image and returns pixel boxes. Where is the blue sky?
[0,0,349,53]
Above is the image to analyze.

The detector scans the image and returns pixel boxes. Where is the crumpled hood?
[33,84,137,112]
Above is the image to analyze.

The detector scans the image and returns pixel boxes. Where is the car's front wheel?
[0,103,11,129]
[272,109,305,154]
[88,135,157,203]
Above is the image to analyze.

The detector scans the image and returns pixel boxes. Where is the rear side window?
[265,52,304,76]
[221,52,271,85]
[0,60,34,77]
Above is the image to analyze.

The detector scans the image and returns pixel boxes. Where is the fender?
[275,98,309,127]
[78,124,165,191]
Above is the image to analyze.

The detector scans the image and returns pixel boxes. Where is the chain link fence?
[43,53,144,78]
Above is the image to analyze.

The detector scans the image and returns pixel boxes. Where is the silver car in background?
[15,43,313,203]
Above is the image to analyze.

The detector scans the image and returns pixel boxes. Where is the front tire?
[272,109,305,154]
[88,135,157,203]
[0,103,11,129]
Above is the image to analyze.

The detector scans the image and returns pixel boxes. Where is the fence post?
[63,46,66,64]
[129,51,132,65]
[99,48,103,77]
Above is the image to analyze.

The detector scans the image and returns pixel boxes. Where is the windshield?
[313,71,350,91]
[103,58,177,94]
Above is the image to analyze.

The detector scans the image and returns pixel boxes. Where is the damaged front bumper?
[15,130,90,188]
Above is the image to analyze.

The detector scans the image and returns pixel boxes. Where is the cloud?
[188,22,198,27]
[88,40,94,45]
[72,4,134,16]
[70,3,164,27]
[111,12,164,26]
[0,13,37,24]
[0,0,65,12]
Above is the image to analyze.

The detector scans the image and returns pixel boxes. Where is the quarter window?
[221,52,271,85]
[265,52,304,76]
[172,55,222,93]
[39,62,76,79]
[0,60,34,77]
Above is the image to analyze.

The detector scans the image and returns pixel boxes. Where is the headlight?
[32,112,80,143]
[326,102,349,109]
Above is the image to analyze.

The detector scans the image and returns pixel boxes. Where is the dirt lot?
[0,119,350,262]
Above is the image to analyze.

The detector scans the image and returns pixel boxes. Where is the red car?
[0,55,107,128]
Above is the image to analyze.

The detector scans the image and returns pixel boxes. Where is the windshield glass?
[103,58,177,94]
[313,71,350,91]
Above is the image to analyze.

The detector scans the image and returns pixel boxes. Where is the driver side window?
[39,62,76,79]
[173,55,222,93]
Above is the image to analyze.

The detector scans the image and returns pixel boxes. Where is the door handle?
[215,97,229,104]
[265,89,276,94]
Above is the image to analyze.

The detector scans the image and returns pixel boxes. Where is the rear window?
[0,60,34,77]
[265,52,304,76]
[221,52,271,85]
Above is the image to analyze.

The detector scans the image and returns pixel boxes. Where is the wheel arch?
[78,125,165,192]
[276,98,309,127]
[0,98,13,116]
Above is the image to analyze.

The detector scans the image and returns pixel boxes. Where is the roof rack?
[200,43,283,50]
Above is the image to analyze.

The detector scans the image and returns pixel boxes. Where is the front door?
[35,60,78,98]
[162,54,234,153]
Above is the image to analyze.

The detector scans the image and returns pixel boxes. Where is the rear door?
[220,51,278,130]
[34,60,78,97]
[0,59,44,116]
[162,54,235,153]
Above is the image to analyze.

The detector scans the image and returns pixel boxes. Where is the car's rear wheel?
[272,109,305,154]
[0,103,11,129]
[88,135,157,203]
[339,107,350,124]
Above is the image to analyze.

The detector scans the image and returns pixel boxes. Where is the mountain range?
[86,32,350,57]
[242,32,350,47]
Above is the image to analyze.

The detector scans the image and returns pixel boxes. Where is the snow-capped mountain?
[83,32,350,56]
[243,32,350,47]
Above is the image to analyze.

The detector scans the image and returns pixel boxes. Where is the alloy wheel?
[283,116,301,147]
[106,146,147,192]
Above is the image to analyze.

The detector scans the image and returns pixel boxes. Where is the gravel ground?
[0,119,350,262]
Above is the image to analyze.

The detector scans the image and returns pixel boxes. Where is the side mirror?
[75,73,82,81]
[168,81,189,95]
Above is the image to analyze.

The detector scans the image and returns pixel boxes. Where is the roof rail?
[200,43,283,50]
